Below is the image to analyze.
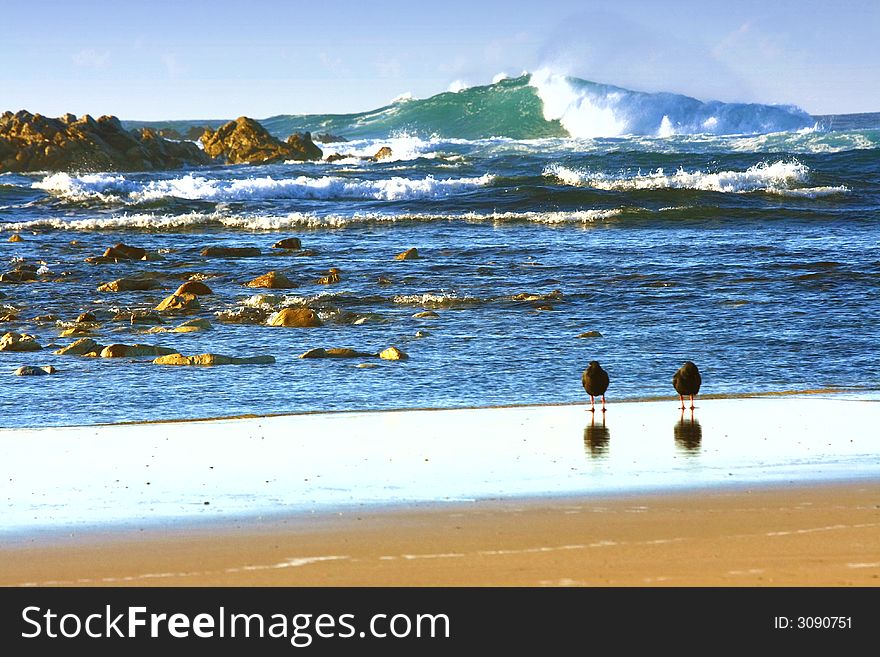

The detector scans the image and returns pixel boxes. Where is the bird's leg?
[679,394,685,410]
[601,395,606,412]
[690,395,695,410]
[590,395,595,412]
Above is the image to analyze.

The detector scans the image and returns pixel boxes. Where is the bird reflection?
[674,410,702,455]
[584,415,611,458]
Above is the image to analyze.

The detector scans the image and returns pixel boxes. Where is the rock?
[200,116,322,164]
[511,290,563,302]
[372,146,393,161]
[413,311,439,318]
[0,332,41,352]
[355,363,378,369]
[0,267,37,283]
[272,237,302,250]
[102,243,146,261]
[155,292,200,312]
[174,280,213,296]
[97,277,160,292]
[300,348,377,359]
[8,233,23,242]
[116,310,164,325]
[33,314,57,322]
[285,132,323,160]
[175,318,212,332]
[415,330,430,338]
[54,337,101,356]
[200,246,261,258]
[76,312,97,323]
[13,365,57,376]
[577,331,603,339]
[59,327,94,337]
[100,344,178,358]
[153,353,275,366]
[379,346,408,360]
[0,110,211,173]
[316,268,341,284]
[324,153,351,163]
[314,133,348,143]
[245,271,297,289]
[268,307,322,327]
[395,247,420,261]
[377,276,393,285]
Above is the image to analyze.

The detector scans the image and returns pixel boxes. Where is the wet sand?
[2,482,879,586]
[1,397,879,586]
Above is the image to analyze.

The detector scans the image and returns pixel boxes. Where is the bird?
[582,361,610,412]
[672,361,702,410]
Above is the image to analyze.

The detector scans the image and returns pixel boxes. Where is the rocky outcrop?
[268,307,322,327]
[372,146,393,161]
[245,271,297,289]
[314,133,348,143]
[300,347,377,359]
[14,365,56,376]
[0,332,41,352]
[0,110,211,172]
[200,116,322,164]
[153,353,275,366]
[200,246,261,258]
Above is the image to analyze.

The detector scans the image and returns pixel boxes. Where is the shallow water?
[1,398,878,533]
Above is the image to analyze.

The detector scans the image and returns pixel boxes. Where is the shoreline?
[3,481,878,586]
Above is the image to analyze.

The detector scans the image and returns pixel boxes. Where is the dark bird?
[672,361,702,410]
[582,361,610,412]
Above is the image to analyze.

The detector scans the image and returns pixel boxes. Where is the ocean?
[2,72,879,428]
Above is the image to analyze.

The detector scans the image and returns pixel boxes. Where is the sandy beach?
[1,396,879,586]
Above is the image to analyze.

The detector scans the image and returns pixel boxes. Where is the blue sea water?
[2,73,879,428]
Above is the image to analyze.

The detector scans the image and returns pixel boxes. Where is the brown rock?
[55,338,101,356]
[395,247,420,260]
[272,237,302,250]
[268,307,322,327]
[153,353,275,366]
[13,365,57,376]
[199,116,322,165]
[300,347,377,359]
[413,311,439,319]
[173,318,212,332]
[76,312,97,323]
[577,331,603,338]
[0,332,41,352]
[100,344,178,358]
[372,146,393,161]
[155,293,200,312]
[174,280,213,296]
[200,246,261,258]
[102,243,146,261]
[59,327,94,338]
[97,277,160,292]
[245,271,297,289]
[8,233,23,242]
[379,346,408,360]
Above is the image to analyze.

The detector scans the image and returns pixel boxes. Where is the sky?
[1,0,878,120]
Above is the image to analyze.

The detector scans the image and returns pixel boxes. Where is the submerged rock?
[174,280,213,296]
[316,268,341,284]
[97,277,160,292]
[379,346,408,361]
[13,365,57,376]
[395,247,420,261]
[75,312,97,323]
[200,116,322,164]
[577,330,603,338]
[0,110,211,172]
[8,233,23,242]
[153,353,275,366]
[245,271,297,289]
[54,337,102,356]
[100,343,178,358]
[268,307,323,327]
[200,246,261,258]
[300,347,377,359]
[102,243,147,261]
[413,310,439,318]
[272,237,302,250]
[0,332,41,352]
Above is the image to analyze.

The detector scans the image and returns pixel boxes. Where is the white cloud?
[72,49,110,69]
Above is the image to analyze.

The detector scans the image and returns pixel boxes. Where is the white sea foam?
[543,160,848,196]
[321,133,445,163]
[392,293,481,307]
[32,171,495,204]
